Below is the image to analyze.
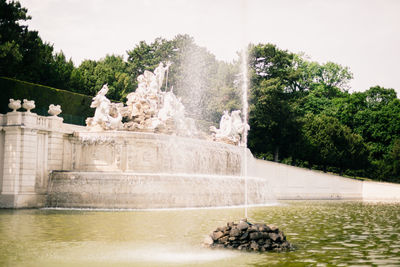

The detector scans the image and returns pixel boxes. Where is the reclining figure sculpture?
[210,110,250,146]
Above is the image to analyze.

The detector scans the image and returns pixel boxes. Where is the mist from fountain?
[46,42,277,210]
[241,47,250,218]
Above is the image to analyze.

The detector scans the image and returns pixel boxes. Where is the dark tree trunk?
[274,147,279,162]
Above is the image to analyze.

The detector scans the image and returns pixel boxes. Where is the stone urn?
[22,99,35,113]
[48,104,62,117]
[8,99,21,112]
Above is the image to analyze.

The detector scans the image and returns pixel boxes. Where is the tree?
[348,87,400,159]
[247,42,377,177]
[0,0,29,75]
[74,55,133,100]
[0,0,55,84]
[126,37,176,92]
[301,114,368,173]
[206,60,241,123]
[365,86,398,110]
[248,78,301,161]
[126,34,238,122]
[309,61,353,92]
[249,43,295,89]
[47,51,74,90]
[73,59,98,95]
[248,44,303,161]
[389,139,400,179]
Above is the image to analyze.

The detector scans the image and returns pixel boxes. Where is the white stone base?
[0,193,46,208]
[363,181,400,201]
[47,171,275,209]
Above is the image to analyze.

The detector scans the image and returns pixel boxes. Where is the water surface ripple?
[0,201,399,266]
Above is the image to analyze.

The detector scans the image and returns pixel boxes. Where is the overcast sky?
[18,0,400,94]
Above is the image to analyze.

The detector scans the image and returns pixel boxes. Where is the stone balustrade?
[0,109,84,208]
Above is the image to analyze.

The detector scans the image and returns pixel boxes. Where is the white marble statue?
[214,111,232,136]
[154,62,171,91]
[8,99,21,112]
[48,104,62,116]
[123,62,196,135]
[231,110,250,141]
[210,110,249,145]
[22,99,35,113]
[135,75,147,95]
[84,62,197,136]
[158,92,184,122]
[134,62,171,95]
[86,84,123,131]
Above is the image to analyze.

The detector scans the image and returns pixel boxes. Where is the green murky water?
[1,201,400,266]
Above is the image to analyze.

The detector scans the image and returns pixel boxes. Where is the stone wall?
[363,181,400,201]
[69,131,242,175]
[247,151,400,202]
[1,110,400,208]
[0,111,84,208]
[47,172,274,209]
[247,155,363,200]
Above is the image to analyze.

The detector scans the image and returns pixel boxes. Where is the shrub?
[0,77,94,125]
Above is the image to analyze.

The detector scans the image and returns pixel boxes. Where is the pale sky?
[18,0,400,94]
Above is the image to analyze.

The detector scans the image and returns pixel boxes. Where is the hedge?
[0,77,94,125]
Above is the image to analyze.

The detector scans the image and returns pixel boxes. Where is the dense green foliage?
[1,1,399,182]
[0,77,93,125]
[0,0,75,88]
[70,55,132,101]
[247,43,400,182]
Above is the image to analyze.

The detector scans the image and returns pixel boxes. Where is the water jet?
[43,62,275,209]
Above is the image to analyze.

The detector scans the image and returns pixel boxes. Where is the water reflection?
[0,201,399,266]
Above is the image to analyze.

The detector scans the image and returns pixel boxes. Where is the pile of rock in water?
[204,219,292,252]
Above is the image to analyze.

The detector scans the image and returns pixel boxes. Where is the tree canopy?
[247,43,399,182]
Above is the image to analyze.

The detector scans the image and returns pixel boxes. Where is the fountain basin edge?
[47,171,274,209]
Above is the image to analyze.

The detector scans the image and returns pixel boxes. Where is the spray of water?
[239,0,249,219]
[241,47,249,218]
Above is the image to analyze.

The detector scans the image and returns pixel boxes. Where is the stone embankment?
[204,219,292,252]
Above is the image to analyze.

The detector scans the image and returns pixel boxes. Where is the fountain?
[3,55,400,267]
[46,62,275,209]
[4,56,390,211]
[85,62,199,136]
[241,47,250,218]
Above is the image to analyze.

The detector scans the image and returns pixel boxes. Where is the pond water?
[1,201,400,266]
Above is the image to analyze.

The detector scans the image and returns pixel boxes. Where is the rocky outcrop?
[204,219,292,252]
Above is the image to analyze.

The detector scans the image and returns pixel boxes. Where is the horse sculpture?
[86,84,123,131]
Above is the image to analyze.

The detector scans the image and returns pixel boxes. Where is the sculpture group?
[8,62,249,145]
[84,62,249,145]
[210,110,250,146]
[85,62,197,136]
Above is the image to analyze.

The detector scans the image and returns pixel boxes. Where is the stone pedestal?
[0,112,46,207]
[0,112,70,208]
